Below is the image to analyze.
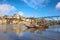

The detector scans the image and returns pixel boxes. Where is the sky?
[0,0,60,17]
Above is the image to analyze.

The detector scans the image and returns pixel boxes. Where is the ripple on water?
[0,24,60,40]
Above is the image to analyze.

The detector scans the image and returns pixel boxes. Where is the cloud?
[0,4,16,16]
[56,2,60,9]
[22,0,50,9]
[18,11,24,16]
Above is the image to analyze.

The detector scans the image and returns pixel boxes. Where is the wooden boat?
[24,24,35,29]
[24,24,48,29]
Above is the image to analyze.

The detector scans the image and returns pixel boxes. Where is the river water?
[0,24,60,40]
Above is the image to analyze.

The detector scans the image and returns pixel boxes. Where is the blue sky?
[0,0,60,17]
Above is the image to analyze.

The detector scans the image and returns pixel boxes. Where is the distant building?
[0,17,2,24]
[12,13,26,24]
[0,17,7,24]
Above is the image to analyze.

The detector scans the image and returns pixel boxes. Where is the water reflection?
[0,24,7,33]
[0,24,60,40]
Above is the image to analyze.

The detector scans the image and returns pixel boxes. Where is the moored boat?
[24,24,48,29]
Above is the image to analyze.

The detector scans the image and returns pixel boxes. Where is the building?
[0,17,7,24]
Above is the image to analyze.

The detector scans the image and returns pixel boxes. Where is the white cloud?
[0,4,16,16]
[22,0,50,9]
[18,11,24,16]
[56,2,60,9]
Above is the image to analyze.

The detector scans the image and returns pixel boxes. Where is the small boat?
[38,25,48,29]
[24,24,35,29]
[24,24,48,29]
